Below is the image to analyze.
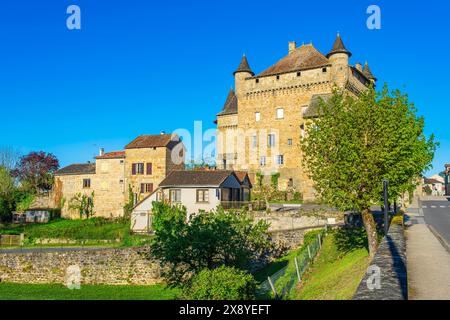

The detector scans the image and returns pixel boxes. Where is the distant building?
[423,177,445,196]
[54,133,185,218]
[215,34,376,200]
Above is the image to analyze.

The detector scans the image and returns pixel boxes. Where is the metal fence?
[257,229,326,299]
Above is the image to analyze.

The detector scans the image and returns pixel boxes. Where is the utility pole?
[383,179,389,235]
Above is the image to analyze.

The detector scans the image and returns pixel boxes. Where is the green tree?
[183,266,257,300]
[68,192,95,219]
[301,85,437,257]
[0,166,17,221]
[150,202,272,286]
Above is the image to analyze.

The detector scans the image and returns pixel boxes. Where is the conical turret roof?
[233,55,254,76]
[363,61,376,81]
[326,33,352,58]
[217,88,238,116]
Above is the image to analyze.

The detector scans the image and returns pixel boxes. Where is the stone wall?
[352,223,407,300]
[0,247,162,285]
[269,225,325,250]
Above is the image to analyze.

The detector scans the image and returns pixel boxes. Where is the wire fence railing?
[257,228,327,299]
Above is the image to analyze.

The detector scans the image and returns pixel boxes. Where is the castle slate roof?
[326,33,352,58]
[233,55,254,76]
[217,89,238,116]
[255,44,330,78]
[363,62,376,81]
[159,170,238,187]
[125,134,180,150]
[95,151,126,159]
[303,93,333,119]
[55,163,96,176]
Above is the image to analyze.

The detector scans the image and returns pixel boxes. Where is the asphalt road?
[421,199,450,246]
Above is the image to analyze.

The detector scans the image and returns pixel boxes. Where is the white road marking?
[440,206,446,208]
[422,206,427,208]
[431,206,437,208]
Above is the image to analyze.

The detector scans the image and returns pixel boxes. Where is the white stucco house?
[130,170,252,233]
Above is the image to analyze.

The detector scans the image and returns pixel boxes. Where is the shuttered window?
[132,163,144,175]
[146,163,152,175]
[140,183,154,193]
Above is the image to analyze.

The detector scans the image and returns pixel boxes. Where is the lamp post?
[383,179,389,235]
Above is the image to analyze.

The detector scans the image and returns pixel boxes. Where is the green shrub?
[183,266,257,300]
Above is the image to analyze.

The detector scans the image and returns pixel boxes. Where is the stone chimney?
[99,148,105,156]
[355,62,363,72]
[288,41,296,54]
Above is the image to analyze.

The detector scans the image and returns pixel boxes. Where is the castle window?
[288,138,293,146]
[276,155,284,165]
[276,108,284,119]
[120,160,124,164]
[276,75,280,80]
[297,72,301,77]
[260,156,266,166]
[322,67,327,73]
[255,112,261,122]
[83,179,91,189]
[252,135,257,149]
[255,79,259,84]
[268,134,276,148]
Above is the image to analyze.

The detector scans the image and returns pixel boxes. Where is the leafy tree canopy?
[150,202,272,287]
[301,85,437,256]
[12,151,59,193]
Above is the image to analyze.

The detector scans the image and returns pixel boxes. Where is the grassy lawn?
[294,232,369,300]
[0,283,180,300]
[0,218,153,247]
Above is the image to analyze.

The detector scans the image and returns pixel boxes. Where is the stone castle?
[216,34,376,200]
[54,134,184,218]
[50,34,376,218]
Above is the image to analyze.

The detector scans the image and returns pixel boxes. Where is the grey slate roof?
[363,61,376,81]
[217,89,238,116]
[233,55,254,76]
[54,163,96,176]
[326,33,352,58]
[303,93,333,119]
[159,170,237,187]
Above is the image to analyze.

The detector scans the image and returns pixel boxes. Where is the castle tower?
[326,33,352,88]
[233,54,254,95]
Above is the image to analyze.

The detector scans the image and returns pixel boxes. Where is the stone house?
[130,170,251,233]
[216,34,376,200]
[54,133,185,218]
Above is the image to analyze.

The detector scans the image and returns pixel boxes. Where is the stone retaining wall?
[0,247,162,285]
[353,223,407,300]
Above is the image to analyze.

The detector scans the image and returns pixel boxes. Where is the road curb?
[427,224,450,255]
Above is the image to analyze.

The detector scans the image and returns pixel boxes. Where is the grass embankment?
[0,283,180,300]
[294,230,369,300]
[0,218,152,247]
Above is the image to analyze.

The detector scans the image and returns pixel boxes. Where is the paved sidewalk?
[405,203,450,300]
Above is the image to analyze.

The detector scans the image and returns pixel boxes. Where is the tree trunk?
[361,208,378,258]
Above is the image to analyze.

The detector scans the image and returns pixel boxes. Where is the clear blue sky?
[1,0,449,175]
